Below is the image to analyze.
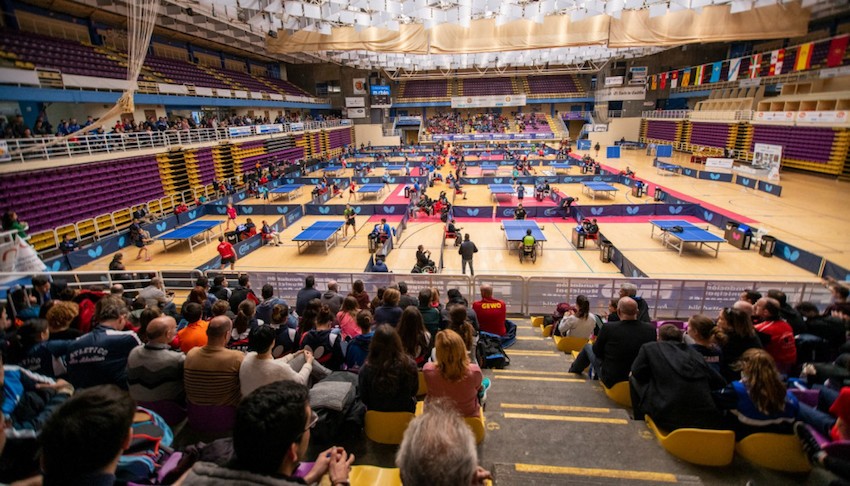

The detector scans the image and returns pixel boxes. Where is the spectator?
[45,301,81,341]
[824,283,850,317]
[458,234,478,276]
[347,279,370,310]
[374,288,403,327]
[472,284,517,346]
[270,303,297,331]
[39,385,135,486]
[396,399,493,486]
[398,282,418,309]
[753,297,796,374]
[256,284,286,325]
[228,300,258,352]
[344,311,375,372]
[30,276,51,307]
[423,330,484,418]
[371,258,389,272]
[687,314,723,374]
[767,289,805,334]
[320,280,345,315]
[64,296,141,389]
[1,211,27,239]
[358,324,418,413]
[300,305,345,370]
[630,324,727,431]
[11,319,70,379]
[228,275,259,314]
[177,302,209,353]
[210,275,231,301]
[138,277,176,316]
[127,316,184,405]
[397,306,431,366]
[336,296,360,340]
[295,276,321,316]
[181,381,354,485]
[619,283,651,322]
[740,290,762,305]
[555,294,597,339]
[181,287,212,321]
[714,348,799,439]
[716,306,762,381]
[184,316,244,408]
[418,288,443,336]
[580,297,656,387]
[239,326,315,395]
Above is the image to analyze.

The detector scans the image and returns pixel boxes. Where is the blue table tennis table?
[292,221,345,254]
[502,219,547,254]
[386,165,407,176]
[649,220,725,257]
[358,183,386,201]
[323,165,343,177]
[656,162,681,176]
[549,163,572,174]
[480,164,500,176]
[489,184,516,202]
[158,220,224,253]
[270,184,304,202]
[582,182,618,200]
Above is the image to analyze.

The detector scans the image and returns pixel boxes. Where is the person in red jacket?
[754,297,796,374]
[471,284,517,347]
[217,236,237,271]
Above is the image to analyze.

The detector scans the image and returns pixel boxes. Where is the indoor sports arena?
[2,0,850,484]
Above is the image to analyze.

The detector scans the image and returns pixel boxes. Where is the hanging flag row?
[648,34,850,90]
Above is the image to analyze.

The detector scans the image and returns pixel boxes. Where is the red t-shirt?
[754,319,796,366]
[217,241,235,259]
[472,297,507,336]
[227,207,237,219]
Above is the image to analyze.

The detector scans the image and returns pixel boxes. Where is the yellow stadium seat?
[531,316,543,328]
[417,371,427,397]
[645,416,735,466]
[348,466,402,486]
[602,381,632,408]
[553,335,588,353]
[363,411,415,445]
[541,324,553,337]
[735,433,811,472]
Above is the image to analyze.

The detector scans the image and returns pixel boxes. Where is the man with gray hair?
[139,277,176,316]
[619,282,651,322]
[320,280,345,315]
[396,399,492,486]
[127,316,185,409]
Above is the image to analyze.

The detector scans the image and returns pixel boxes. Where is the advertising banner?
[353,78,367,95]
[451,94,527,109]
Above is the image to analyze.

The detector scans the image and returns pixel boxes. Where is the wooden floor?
[75,147,849,282]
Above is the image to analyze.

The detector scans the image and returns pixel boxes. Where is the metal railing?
[641,110,691,119]
[641,110,755,122]
[1,270,833,321]
[2,119,352,164]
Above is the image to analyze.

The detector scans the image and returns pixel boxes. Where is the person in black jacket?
[295,276,322,316]
[228,275,259,314]
[589,298,656,388]
[618,283,651,322]
[630,324,727,431]
[358,324,418,413]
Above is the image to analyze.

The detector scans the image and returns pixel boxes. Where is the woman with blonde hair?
[374,288,402,327]
[45,300,81,340]
[715,348,799,439]
[423,330,484,417]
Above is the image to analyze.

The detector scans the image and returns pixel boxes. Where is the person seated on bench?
[440,203,452,223]
[581,218,599,236]
[446,219,463,246]
[535,182,546,201]
[630,324,728,431]
[371,258,389,273]
[417,194,433,216]
[373,218,392,244]
[241,218,257,240]
[619,166,636,178]
[331,182,341,197]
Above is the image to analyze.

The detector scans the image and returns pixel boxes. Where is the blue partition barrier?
[757,180,783,197]
[698,171,734,182]
[822,260,850,281]
[606,146,621,159]
[735,175,758,189]
[656,145,673,157]
[453,206,494,218]
[773,240,822,274]
[578,140,592,150]
[195,216,283,272]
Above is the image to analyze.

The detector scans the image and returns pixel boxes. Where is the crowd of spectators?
[424,111,551,135]
[0,273,513,484]
[0,112,343,140]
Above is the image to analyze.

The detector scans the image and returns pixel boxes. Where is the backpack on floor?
[476,331,510,369]
[116,407,174,484]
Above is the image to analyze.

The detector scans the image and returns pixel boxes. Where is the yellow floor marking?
[504,412,628,425]
[493,369,565,376]
[495,376,584,383]
[513,463,678,483]
[500,403,611,413]
[507,350,560,356]
[514,336,543,340]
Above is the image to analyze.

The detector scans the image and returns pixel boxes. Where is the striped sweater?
[184,346,243,407]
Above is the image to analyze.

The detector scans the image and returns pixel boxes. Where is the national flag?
[709,62,722,83]
[650,75,657,90]
[728,57,742,81]
[660,72,667,89]
[794,43,813,71]
[682,68,691,87]
[670,70,679,89]
[749,53,762,78]
[769,49,785,76]
[827,35,850,67]
[694,65,703,86]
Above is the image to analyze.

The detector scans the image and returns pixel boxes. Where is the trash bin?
[725,221,740,232]
[600,239,613,263]
[572,228,586,249]
[760,235,777,257]
[654,188,666,202]
[368,235,378,254]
